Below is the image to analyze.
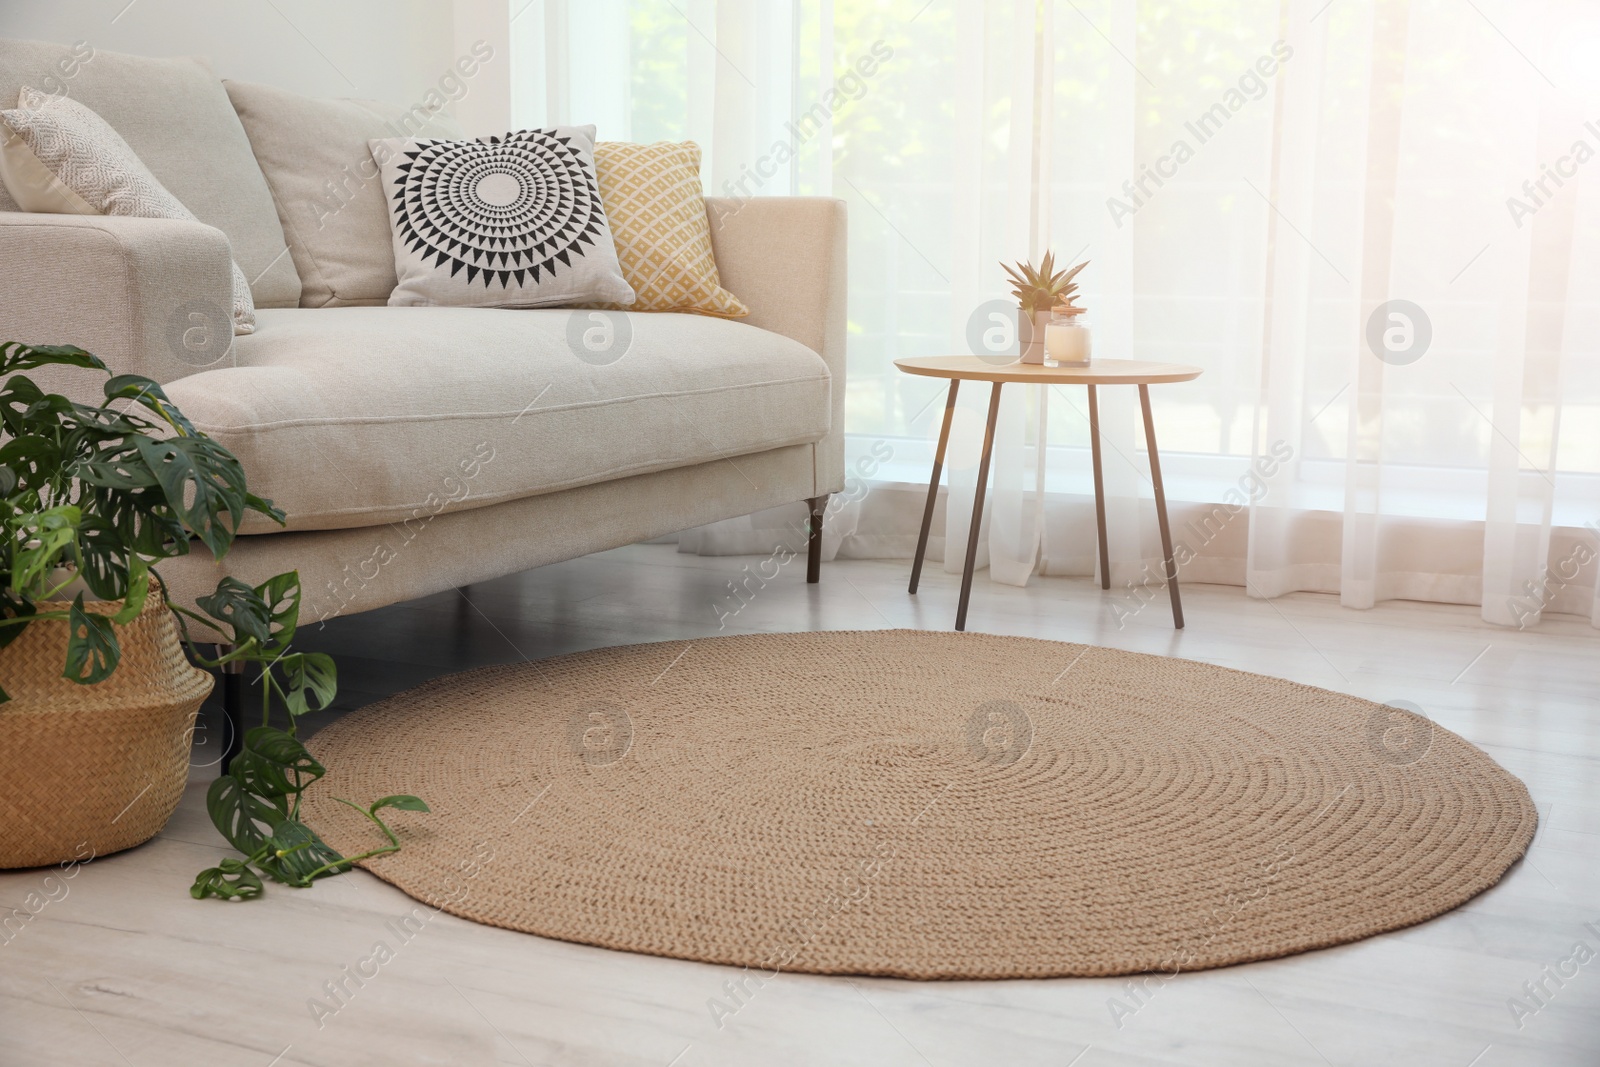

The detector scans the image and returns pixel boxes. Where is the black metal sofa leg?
[220,648,245,770]
[806,495,829,584]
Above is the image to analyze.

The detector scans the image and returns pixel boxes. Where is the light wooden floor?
[3,545,1597,1066]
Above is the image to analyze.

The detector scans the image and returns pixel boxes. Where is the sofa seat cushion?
[160,307,831,533]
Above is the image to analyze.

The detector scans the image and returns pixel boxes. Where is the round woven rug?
[301,630,1535,979]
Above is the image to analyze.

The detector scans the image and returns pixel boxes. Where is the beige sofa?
[0,40,845,716]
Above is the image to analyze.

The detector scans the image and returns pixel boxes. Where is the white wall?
[0,0,507,123]
[450,0,511,135]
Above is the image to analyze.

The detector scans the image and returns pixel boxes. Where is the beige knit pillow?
[593,141,748,318]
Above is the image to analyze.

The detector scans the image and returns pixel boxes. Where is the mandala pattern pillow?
[591,141,748,317]
[370,125,634,309]
[0,87,257,334]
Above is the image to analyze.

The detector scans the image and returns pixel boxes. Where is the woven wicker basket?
[0,582,213,868]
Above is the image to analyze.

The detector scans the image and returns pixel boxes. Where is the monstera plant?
[0,341,423,898]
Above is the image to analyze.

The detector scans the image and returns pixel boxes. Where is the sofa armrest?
[706,196,847,495]
[0,212,238,403]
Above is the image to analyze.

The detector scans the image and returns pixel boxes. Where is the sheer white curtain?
[514,0,1600,629]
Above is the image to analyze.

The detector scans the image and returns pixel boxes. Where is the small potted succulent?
[1003,252,1089,364]
[0,341,421,898]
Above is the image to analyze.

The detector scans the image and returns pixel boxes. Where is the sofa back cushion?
[226,79,463,308]
[1,87,257,334]
[0,37,301,308]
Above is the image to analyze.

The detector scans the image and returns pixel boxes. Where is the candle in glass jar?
[1045,322,1091,365]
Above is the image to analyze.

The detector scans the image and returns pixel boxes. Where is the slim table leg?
[910,380,960,594]
[1087,384,1110,591]
[956,382,1003,632]
[1139,384,1184,629]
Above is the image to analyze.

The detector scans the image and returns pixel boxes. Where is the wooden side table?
[894,356,1203,631]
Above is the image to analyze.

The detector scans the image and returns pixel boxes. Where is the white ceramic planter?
[1018,308,1051,364]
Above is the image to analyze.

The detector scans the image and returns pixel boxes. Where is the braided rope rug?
[301,630,1536,979]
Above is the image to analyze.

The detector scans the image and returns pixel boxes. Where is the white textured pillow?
[370,125,634,309]
[0,87,256,334]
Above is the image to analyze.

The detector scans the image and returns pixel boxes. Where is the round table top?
[894,356,1203,385]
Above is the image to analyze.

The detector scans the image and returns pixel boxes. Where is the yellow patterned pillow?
[593,141,748,317]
